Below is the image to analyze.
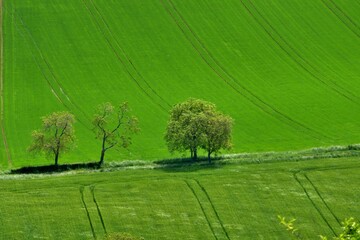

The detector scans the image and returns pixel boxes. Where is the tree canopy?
[92,102,139,165]
[165,98,233,162]
[28,111,76,166]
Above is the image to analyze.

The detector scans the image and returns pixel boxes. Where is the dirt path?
[0,0,12,167]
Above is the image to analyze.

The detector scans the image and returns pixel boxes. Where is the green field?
[1,0,360,168]
[1,1,360,239]
[0,157,359,239]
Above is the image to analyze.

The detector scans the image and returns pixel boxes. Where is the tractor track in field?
[194,179,231,240]
[161,0,329,141]
[82,0,170,113]
[184,180,219,240]
[303,174,341,225]
[12,19,65,106]
[80,186,97,239]
[185,179,230,240]
[0,0,12,167]
[80,185,108,238]
[320,0,360,38]
[90,185,107,234]
[290,165,360,236]
[9,7,91,129]
[293,173,337,236]
[87,0,171,110]
[240,0,360,105]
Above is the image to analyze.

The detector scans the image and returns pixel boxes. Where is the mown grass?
[2,0,360,168]
[0,155,359,239]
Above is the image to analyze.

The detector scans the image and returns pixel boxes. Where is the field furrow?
[9,6,92,129]
[185,179,230,240]
[162,0,327,140]
[293,172,339,236]
[320,0,360,38]
[241,0,360,105]
[79,186,97,239]
[82,0,170,112]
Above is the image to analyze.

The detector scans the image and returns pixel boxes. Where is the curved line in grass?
[80,186,97,239]
[81,0,170,113]
[88,0,172,110]
[160,0,329,140]
[184,180,219,240]
[9,6,91,129]
[320,0,360,39]
[293,172,337,236]
[194,179,231,240]
[90,185,108,234]
[303,174,341,226]
[240,0,360,105]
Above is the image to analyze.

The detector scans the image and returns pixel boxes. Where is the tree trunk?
[208,151,211,164]
[193,148,197,161]
[99,149,105,165]
[54,151,59,166]
[99,134,106,165]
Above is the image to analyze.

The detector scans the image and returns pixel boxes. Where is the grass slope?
[0,157,359,239]
[2,0,360,167]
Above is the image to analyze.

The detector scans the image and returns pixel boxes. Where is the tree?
[92,102,139,165]
[202,113,233,163]
[28,111,76,166]
[165,98,233,161]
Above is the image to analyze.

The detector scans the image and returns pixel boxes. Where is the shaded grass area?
[10,162,101,174]
[7,144,360,175]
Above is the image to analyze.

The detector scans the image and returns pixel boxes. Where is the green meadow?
[0,0,359,239]
[0,157,359,239]
[2,0,360,167]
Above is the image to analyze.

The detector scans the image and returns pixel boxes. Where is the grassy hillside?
[2,0,360,167]
[0,157,359,239]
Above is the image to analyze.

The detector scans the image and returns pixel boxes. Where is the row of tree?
[28,98,233,166]
[28,102,139,166]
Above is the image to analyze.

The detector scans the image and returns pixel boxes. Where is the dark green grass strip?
[90,185,107,234]
[293,173,337,236]
[161,0,329,141]
[303,174,341,226]
[240,0,360,106]
[80,186,97,239]
[81,0,170,113]
[320,0,360,38]
[184,180,218,240]
[194,179,230,240]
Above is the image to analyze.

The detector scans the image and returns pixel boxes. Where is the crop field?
[1,1,360,238]
[0,0,359,168]
[0,157,359,239]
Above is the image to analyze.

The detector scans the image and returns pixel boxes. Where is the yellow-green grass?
[2,0,360,167]
[0,157,359,239]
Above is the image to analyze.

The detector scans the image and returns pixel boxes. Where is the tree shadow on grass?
[10,162,101,174]
[153,156,227,172]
